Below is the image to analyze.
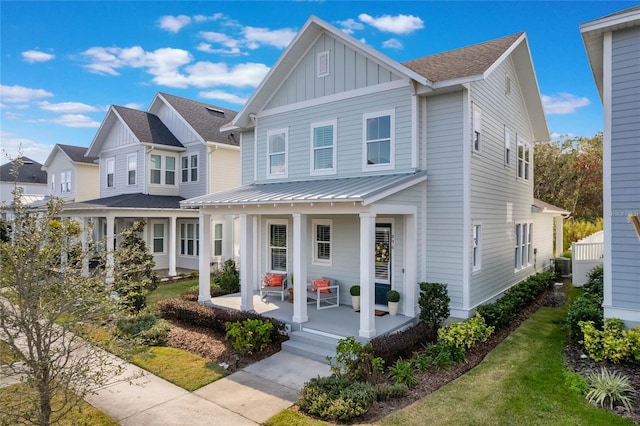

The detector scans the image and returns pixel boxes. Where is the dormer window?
[317,50,329,78]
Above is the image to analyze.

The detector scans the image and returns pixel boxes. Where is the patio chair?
[306,277,339,309]
[259,273,289,301]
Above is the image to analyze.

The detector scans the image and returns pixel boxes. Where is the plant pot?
[388,301,399,316]
[351,295,360,311]
[288,288,294,303]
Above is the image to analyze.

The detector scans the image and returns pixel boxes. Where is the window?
[150,154,161,184]
[127,154,137,185]
[268,221,287,272]
[165,156,176,185]
[472,104,482,152]
[311,120,336,175]
[515,222,533,270]
[180,222,199,256]
[51,174,55,191]
[181,154,198,182]
[527,224,533,265]
[505,74,511,96]
[472,223,481,271]
[152,223,165,253]
[190,155,198,182]
[313,219,332,265]
[60,170,71,193]
[213,223,223,256]
[517,138,530,180]
[504,126,511,166]
[515,224,521,269]
[106,158,114,188]
[317,50,330,77]
[364,111,394,169]
[181,157,189,182]
[267,129,287,177]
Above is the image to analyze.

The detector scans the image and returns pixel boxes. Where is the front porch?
[209,292,414,339]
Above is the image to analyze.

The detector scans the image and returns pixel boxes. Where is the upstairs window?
[60,170,71,193]
[181,154,198,182]
[190,155,198,181]
[51,174,55,191]
[504,126,511,166]
[267,129,287,177]
[127,154,137,185]
[165,156,176,185]
[472,104,482,152]
[106,158,114,188]
[364,111,394,169]
[517,138,530,180]
[311,120,336,175]
[150,154,161,184]
[317,50,330,78]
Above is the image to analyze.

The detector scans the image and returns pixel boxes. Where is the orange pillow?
[270,274,283,287]
[312,279,331,293]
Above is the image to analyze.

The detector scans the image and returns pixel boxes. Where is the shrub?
[327,337,384,383]
[476,301,515,330]
[567,296,603,341]
[215,259,240,294]
[371,323,429,365]
[437,313,494,351]
[580,318,640,363]
[116,311,170,346]
[388,358,418,388]
[225,318,273,356]
[297,376,376,421]
[563,370,589,396]
[418,282,450,336]
[374,382,408,401]
[386,290,400,303]
[583,265,604,302]
[350,285,360,296]
[586,368,634,412]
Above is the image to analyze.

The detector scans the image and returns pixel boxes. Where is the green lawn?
[146,279,198,310]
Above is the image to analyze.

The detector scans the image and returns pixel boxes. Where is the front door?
[374,224,392,305]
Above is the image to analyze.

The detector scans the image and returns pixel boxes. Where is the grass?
[146,279,198,310]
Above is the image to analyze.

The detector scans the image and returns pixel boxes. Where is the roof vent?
[206,107,225,117]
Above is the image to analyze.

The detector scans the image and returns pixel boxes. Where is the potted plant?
[386,290,400,316]
[350,285,361,311]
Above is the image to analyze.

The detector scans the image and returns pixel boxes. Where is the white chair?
[259,273,288,301]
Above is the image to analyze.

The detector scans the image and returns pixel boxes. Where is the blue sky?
[0,1,636,164]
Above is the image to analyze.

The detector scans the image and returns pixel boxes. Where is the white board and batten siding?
[609,26,640,320]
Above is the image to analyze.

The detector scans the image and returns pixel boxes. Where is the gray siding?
[610,27,640,310]
[468,56,536,307]
[99,143,144,198]
[178,144,208,199]
[424,91,465,309]
[241,131,255,185]
[257,86,414,182]
[267,33,402,109]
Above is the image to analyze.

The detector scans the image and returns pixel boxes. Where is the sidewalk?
[84,350,331,425]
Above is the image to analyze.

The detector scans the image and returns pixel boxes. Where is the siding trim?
[603,30,613,308]
[411,93,418,169]
[462,87,471,310]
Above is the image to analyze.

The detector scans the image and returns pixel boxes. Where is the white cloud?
[382,38,403,49]
[199,90,247,105]
[1,85,54,103]
[337,18,364,35]
[194,13,224,23]
[198,32,242,55]
[358,13,424,34]
[542,93,590,115]
[197,42,243,56]
[123,102,143,109]
[185,62,270,88]
[242,26,297,49]
[4,111,23,120]
[22,50,55,63]
[43,114,101,128]
[159,15,191,33]
[37,101,98,113]
[0,135,54,165]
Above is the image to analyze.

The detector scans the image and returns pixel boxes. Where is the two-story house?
[0,157,48,220]
[62,92,240,276]
[182,16,564,338]
[41,144,99,203]
[581,6,640,327]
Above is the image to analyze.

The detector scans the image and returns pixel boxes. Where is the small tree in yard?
[0,158,129,426]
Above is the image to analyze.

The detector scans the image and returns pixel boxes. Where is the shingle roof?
[112,106,183,148]
[0,157,47,183]
[402,33,523,83]
[63,193,184,210]
[56,144,98,164]
[158,93,239,146]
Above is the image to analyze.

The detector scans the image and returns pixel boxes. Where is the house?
[0,157,48,219]
[182,16,561,338]
[61,92,240,276]
[581,6,640,327]
[41,144,99,203]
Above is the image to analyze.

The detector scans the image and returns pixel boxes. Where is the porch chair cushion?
[312,279,331,293]
[263,273,284,287]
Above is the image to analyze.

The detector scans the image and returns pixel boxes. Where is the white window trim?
[514,222,533,271]
[127,153,137,186]
[190,154,199,183]
[213,222,223,257]
[106,157,115,188]
[317,50,330,78]
[362,109,395,171]
[165,155,177,186]
[150,220,166,254]
[266,219,288,273]
[472,103,482,153]
[312,219,332,266]
[517,137,531,181]
[179,221,199,257]
[51,174,56,192]
[181,154,199,183]
[61,170,71,193]
[472,221,481,272]
[504,126,511,166]
[150,154,162,185]
[266,128,288,179]
[310,119,337,176]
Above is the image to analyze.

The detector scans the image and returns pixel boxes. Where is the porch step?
[282,331,340,364]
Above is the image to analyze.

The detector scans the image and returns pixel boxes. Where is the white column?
[292,213,308,323]
[223,214,234,261]
[239,213,255,311]
[198,212,212,302]
[106,215,115,283]
[555,216,564,257]
[359,212,376,338]
[81,217,89,277]
[404,214,417,317]
[169,216,177,276]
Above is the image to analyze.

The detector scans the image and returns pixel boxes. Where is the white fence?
[571,231,604,287]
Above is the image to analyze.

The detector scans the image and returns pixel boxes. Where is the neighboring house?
[581,6,640,327]
[41,144,99,203]
[182,16,563,338]
[62,92,240,276]
[0,157,48,219]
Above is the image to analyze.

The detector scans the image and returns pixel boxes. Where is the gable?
[265,32,403,110]
[101,117,139,152]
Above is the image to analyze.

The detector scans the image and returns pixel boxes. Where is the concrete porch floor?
[208,292,415,339]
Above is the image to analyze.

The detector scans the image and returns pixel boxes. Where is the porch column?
[223,214,234,261]
[359,212,376,338]
[555,216,564,257]
[404,214,417,317]
[292,213,308,323]
[169,216,177,276]
[106,215,115,283]
[198,212,212,302]
[81,217,89,277]
[239,213,255,311]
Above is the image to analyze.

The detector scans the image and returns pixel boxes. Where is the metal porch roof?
[181,171,427,208]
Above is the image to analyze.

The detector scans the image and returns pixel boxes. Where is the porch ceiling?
[181,171,427,208]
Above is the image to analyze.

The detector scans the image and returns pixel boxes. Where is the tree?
[534,133,603,220]
[0,159,125,426]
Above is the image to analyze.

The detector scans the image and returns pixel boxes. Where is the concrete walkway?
[83,351,331,425]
